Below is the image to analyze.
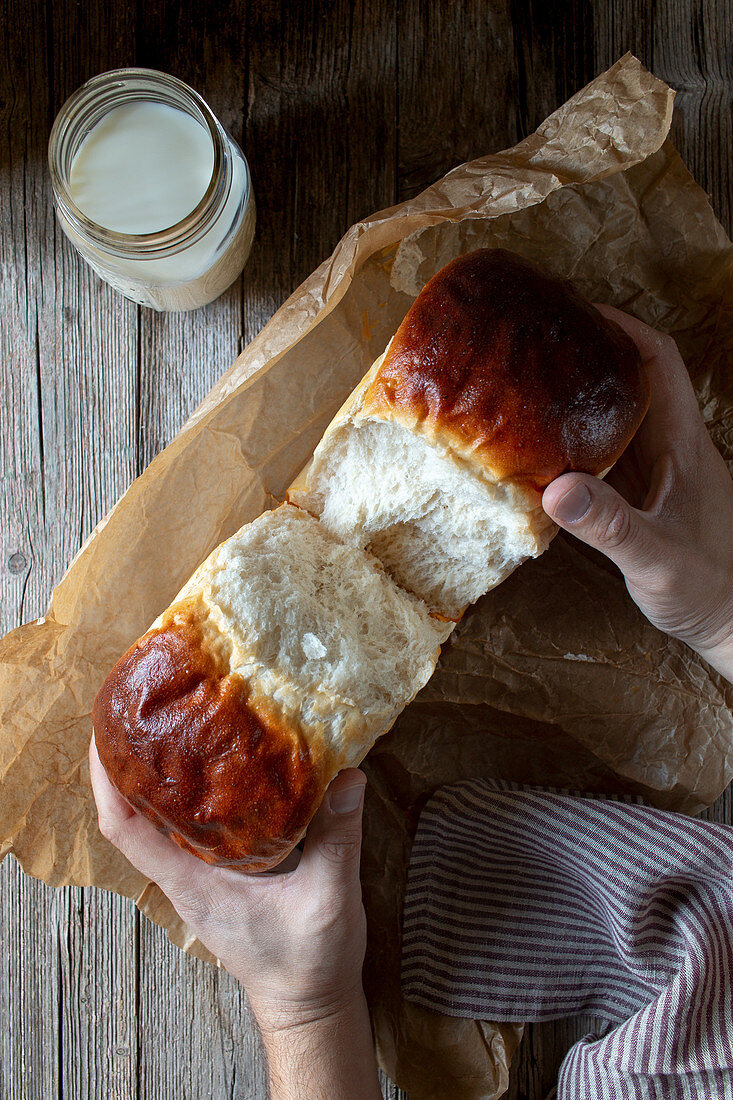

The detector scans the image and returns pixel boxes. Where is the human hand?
[543,306,733,681]
[90,738,381,1098]
[89,735,367,1028]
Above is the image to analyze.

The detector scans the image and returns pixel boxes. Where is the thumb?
[542,473,655,577]
[300,769,366,894]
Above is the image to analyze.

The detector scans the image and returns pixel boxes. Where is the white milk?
[69,101,215,234]
[52,80,255,310]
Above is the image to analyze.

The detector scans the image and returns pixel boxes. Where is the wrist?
[255,990,382,1100]
[252,985,368,1039]
[694,630,733,685]
[679,586,733,684]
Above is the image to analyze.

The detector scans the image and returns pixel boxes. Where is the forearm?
[258,994,382,1100]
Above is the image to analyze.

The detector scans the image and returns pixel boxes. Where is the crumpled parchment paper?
[2,54,732,1100]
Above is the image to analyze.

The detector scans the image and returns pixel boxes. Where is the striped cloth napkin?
[401,779,733,1099]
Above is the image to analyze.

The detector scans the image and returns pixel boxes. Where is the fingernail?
[329,783,365,814]
[552,483,592,525]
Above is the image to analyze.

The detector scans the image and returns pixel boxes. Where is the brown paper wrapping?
[2,55,733,1099]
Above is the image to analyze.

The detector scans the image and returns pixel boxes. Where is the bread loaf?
[92,248,649,871]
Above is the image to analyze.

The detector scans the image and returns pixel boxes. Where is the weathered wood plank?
[45,0,142,1094]
[651,0,733,237]
[54,886,141,1100]
[510,0,597,135]
[0,862,58,1099]
[397,0,520,200]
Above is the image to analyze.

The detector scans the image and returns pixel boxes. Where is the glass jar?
[48,68,256,311]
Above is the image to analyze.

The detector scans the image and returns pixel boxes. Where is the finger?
[88,734,137,824]
[594,304,704,463]
[594,303,677,364]
[299,769,366,895]
[543,472,657,577]
[89,735,209,896]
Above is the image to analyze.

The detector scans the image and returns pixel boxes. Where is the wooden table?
[2,1,731,1096]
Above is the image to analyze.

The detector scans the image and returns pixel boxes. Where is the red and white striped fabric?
[401,779,733,1098]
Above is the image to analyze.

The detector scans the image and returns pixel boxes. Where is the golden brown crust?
[364,249,650,490]
[92,605,325,871]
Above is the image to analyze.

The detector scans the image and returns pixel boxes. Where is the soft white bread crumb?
[289,417,554,619]
[187,505,451,763]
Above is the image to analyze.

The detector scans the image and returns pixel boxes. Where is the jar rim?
[48,68,238,256]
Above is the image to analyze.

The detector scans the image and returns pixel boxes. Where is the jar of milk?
[48,69,255,311]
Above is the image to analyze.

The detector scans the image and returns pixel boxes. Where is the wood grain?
[0,1,730,1098]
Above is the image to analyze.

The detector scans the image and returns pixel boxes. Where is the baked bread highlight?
[92,505,450,870]
[288,248,649,618]
[93,248,649,871]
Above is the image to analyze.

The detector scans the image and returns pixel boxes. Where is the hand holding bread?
[89,743,382,1096]
[544,306,733,682]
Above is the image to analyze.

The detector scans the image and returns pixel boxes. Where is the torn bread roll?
[289,249,649,618]
[93,505,450,870]
[92,248,649,871]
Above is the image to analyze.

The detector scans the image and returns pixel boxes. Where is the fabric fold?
[402,779,733,1097]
